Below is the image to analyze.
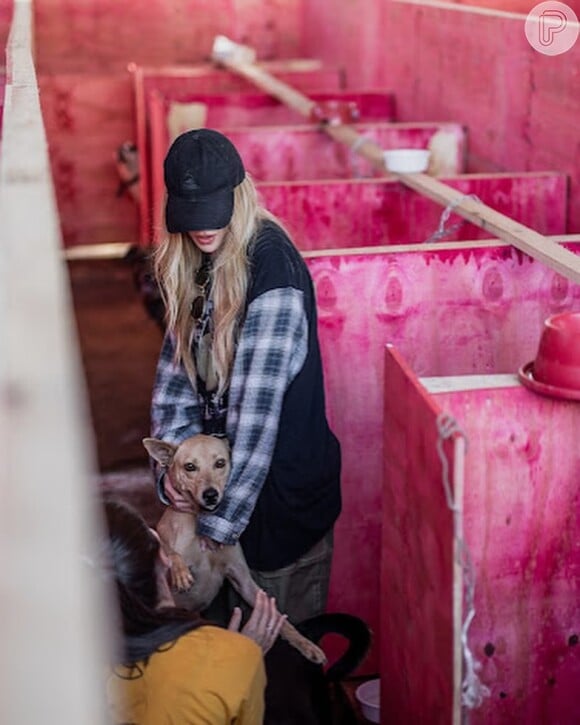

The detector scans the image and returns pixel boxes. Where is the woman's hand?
[162,473,196,513]
[228,589,287,654]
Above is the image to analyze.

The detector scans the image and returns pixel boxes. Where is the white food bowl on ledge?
[384,148,430,173]
[355,678,381,723]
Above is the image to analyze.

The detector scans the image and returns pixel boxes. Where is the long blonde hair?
[154,174,281,395]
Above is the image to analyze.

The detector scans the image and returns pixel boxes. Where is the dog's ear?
[142,437,177,467]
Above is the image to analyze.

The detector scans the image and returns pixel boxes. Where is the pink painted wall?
[145,111,467,244]
[307,241,580,673]
[33,0,304,73]
[302,1,580,233]
[150,90,395,128]
[382,351,580,722]
[259,173,567,250]
[434,384,580,723]
[40,65,345,247]
[381,346,457,720]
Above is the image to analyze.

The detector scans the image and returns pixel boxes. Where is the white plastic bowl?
[384,148,430,173]
[355,678,381,723]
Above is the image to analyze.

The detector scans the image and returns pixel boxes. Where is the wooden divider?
[305,240,580,674]
[382,346,462,722]
[0,3,111,723]
[212,35,580,284]
[419,376,580,724]
[132,60,345,245]
[258,172,567,249]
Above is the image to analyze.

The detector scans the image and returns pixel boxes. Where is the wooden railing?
[0,2,112,722]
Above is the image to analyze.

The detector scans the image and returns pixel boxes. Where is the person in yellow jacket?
[100,498,285,724]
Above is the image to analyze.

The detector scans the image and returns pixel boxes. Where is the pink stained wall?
[33,0,305,74]
[152,90,396,128]
[306,241,580,673]
[302,1,580,234]
[32,0,311,247]
[258,172,567,250]
[381,350,580,723]
[381,346,458,721]
[39,63,345,247]
[433,384,580,724]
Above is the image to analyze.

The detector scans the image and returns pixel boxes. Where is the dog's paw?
[301,641,327,665]
[170,560,195,592]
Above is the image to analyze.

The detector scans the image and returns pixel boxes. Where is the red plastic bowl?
[534,311,580,390]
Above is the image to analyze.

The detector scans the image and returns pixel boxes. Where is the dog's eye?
[215,458,227,469]
[184,462,198,472]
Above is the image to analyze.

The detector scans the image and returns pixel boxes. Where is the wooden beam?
[212,35,580,284]
[0,3,112,724]
[396,172,580,283]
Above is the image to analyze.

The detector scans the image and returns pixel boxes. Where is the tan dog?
[143,433,327,665]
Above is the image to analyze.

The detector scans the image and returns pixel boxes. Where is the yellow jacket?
[106,625,265,724]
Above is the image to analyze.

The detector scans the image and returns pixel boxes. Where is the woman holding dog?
[102,498,284,724]
[150,128,341,625]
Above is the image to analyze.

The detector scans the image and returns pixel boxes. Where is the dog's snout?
[202,488,220,507]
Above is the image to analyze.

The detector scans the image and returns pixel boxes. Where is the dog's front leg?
[156,510,195,592]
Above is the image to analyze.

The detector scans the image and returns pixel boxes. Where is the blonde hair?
[154,174,282,395]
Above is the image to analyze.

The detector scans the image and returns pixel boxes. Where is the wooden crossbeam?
[211,35,580,284]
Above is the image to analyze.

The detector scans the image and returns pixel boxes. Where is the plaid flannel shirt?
[151,287,308,545]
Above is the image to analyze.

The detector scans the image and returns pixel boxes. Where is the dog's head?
[143,434,230,512]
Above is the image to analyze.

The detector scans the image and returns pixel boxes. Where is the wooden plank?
[60,235,580,262]
[0,3,110,723]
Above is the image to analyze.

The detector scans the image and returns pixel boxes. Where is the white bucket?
[355,678,380,723]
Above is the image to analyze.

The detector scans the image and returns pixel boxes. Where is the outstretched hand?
[228,589,286,654]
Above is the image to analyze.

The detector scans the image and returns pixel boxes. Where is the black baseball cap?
[164,129,246,233]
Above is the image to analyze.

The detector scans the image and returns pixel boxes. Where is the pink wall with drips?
[259,172,567,249]
[302,1,580,233]
[436,385,580,724]
[307,242,580,673]
[382,347,580,723]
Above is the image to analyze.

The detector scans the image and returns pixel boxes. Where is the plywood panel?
[164,121,464,181]
[259,173,567,250]
[432,384,580,723]
[377,2,580,233]
[134,62,345,244]
[381,346,458,722]
[159,89,396,128]
[67,257,162,470]
[307,242,580,675]
[39,73,138,247]
[146,115,466,244]
[33,0,305,73]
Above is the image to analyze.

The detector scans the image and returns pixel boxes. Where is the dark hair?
[100,498,204,667]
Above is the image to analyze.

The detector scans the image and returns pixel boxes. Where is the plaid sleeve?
[151,332,202,444]
[197,287,307,545]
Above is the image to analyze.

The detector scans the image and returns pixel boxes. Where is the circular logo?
[525,1,579,55]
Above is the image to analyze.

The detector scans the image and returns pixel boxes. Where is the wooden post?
[0,3,113,723]
[212,35,580,284]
